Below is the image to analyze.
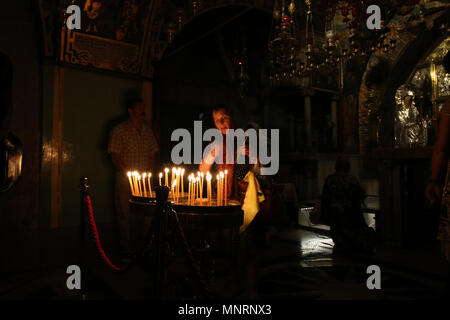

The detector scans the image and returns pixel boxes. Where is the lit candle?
[133,171,139,196]
[137,174,142,197]
[192,174,196,205]
[224,170,228,205]
[207,174,211,206]
[191,175,195,205]
[127,172,135,195]
[220,171,224,206]
[200,172,204,200]
[181,168,185,197]
[177,168,181,199]
[196,176,200,203]
[172,180,176,202]
[142,173,147,197]
[172,167,176,189]
[188,175,191,204]
[159,172,162,186]
[165,168,169,186]
[148,173,152,197]
[216,175,220,206]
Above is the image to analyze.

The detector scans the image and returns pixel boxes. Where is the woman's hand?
[425,182,442,203]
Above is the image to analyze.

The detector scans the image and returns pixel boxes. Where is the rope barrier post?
[154,185,170,299]
[80,177,89,300]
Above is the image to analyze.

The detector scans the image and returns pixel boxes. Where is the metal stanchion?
[80,177,89,300]
[153,185,170,299]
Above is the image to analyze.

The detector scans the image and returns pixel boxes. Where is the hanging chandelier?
[267,0,300,83]
[268,0,425,86]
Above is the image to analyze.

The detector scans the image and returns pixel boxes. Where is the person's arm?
[199,148,215,173]
[111,152,126,173]
[108,126,125,173]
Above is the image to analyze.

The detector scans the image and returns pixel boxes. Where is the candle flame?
[127,172,131,177]
[165,168,169,173]
[159,172,162,178]
[143,173,146,178]
[225,170,228,174]
[148,172,152,177]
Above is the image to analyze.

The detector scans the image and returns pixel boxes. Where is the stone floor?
[0,226,448,300]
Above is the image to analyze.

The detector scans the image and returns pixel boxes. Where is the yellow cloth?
[240,171,265,233]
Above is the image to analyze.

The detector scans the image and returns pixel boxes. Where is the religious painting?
[60,0,153,76]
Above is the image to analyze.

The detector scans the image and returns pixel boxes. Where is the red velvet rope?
[85,195,129,272]
[85,194,214,297]
[172,209,216,299]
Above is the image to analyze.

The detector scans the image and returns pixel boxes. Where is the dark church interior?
[1,0,450,304]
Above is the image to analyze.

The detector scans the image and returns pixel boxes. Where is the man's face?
[213,109,231,135]
[129,103,146,124]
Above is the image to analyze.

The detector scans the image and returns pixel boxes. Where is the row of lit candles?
[186,170,227,206]
[127,171,153,197]
[127,167,228,206]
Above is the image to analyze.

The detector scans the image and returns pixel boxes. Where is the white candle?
[127,172,135,195]
[200,172,204,199]
[220,171,224,206]
[216,175,220,206]
[224,170,228,205]
[181,168,185,197]
[172,180,176,202]
[148,173,152,197]
[206,174,211,206]
[133,171,139,196]
[172,167,176,189]
[137,174,142,197]
[142,173,147,197]
[188,175,191,204]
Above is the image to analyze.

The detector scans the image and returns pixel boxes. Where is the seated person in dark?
[320,158,375,253]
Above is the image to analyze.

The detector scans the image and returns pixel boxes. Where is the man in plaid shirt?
[108,98,159,260]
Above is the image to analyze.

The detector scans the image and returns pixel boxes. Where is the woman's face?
[213,109,232,135]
